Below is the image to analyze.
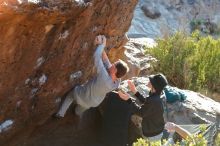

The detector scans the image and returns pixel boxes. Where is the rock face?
[166,91,220,124]
[0,0,138,145]
[109,37,157,80]
[128,0,220,38]
[141,4,161,19]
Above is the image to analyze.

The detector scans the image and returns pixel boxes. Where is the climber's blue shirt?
[74,44,120,109]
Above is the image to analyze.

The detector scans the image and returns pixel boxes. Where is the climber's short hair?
[115,59,129,78]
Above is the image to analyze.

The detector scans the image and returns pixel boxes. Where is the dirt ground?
[22,108,103,146]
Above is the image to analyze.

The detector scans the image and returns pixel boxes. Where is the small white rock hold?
[39,74,47,86]
[0,120,14,133]
[45,25,54,34]
[28,0,40,4]
[59,30,69,40]
[82,42,88,50]
[2,2,8,6]
[74,0,84,4]
[74,0,83,2]
[17,0,23,4]
[92,26,98,32]
[70,71,82,81]
[35,57,45,69]
[25,78,31,85]
[31,88,38,94]
[16,100,22,108]
[55,97,61,103]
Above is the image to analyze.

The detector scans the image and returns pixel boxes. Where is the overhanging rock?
[0,0,138,145]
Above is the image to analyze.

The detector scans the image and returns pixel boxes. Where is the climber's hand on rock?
[94,35,102,45]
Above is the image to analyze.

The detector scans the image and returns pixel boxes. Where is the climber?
[55,35,129,118]
[118,73,168,142]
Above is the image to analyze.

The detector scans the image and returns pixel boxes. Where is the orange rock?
[0,0,138,145]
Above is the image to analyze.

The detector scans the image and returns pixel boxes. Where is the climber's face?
[147,81,156,93]
[147,81,152,89]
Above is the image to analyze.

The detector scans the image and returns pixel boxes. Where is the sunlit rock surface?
[109,37,157,79]
[0,0,138,145]
[128,0,220,38]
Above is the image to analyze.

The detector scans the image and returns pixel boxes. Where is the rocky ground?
[128,0,220,38]
[13,109,103,146]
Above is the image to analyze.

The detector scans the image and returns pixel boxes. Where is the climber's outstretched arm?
[165,122,192,140]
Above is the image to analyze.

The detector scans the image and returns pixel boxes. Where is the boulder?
[167,91,219,124]
[109,37,157,79]
[127,0,220,38]
[0,0,138,145]
[141,5,161,19]
[187,0,196,5]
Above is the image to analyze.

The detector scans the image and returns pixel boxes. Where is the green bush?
[133,134,207,146]
[133,124,208,146]
[145,31,220,93]
[190,19,219,35]
[133,138,161,146]
[190,19,204,32]
[215,133,220,146]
